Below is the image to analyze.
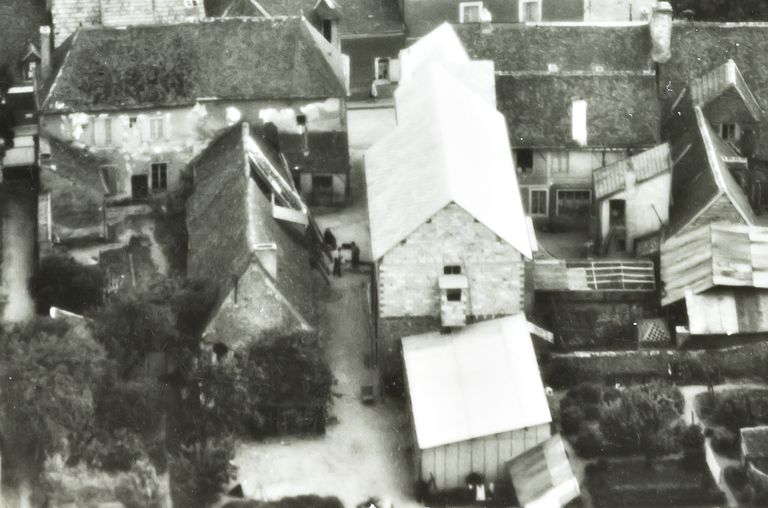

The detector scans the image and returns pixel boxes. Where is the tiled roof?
[206,0,404,35]
[593,143,671,199]
[365,65,532,260]
[456,23,652,73]
[0,0,47,85]
[41,17,346,113]
[402,315,552,449]
[42,137,110,195]
[497,73,659,148]
[660,223,768,305]
[664,94,755,236]
[690,59,762,121]
[659,22,768,157]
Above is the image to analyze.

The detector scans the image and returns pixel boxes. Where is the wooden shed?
[402,315,552,490]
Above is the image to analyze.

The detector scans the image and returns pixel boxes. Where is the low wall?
[546,340,768,388]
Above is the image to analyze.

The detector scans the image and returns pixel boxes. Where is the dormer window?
[23,61,37,81]
[547,63,559,73]
[720,123,738,141]
[459,1,483,23]
[592,64,605,73]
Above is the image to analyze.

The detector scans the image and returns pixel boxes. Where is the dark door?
[312,174,333,206]
[131,175,149,200]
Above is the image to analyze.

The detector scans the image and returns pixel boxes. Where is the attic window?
[547,63,559,73]
[720,123,738,141]
[444,265,462,275]
[592,64,605,73]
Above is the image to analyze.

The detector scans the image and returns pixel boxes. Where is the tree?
[0,318,107,466]
[30,254,105,315]
[90,292,177,378]
[169,438,236,508]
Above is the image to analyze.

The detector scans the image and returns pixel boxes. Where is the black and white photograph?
[2,0,768,506]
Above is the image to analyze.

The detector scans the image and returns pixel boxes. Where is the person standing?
[332,247,342,277]
[351,241,360,270]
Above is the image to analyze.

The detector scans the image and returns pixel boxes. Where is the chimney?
[572,99,587,147]
[253,242,278,280]
[40,25,52,81]
[650,2,673,64]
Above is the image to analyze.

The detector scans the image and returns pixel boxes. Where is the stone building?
[365,62,534,381]
[37,16,351,210]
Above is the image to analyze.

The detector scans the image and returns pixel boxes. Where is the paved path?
[234,273,419,507]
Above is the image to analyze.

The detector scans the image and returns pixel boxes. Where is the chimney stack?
[650,2,673,64]
[40,25,52,81]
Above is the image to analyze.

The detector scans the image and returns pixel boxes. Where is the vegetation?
[30,254,105,315]
[151,172,193,276]
[694,388,768,456]
[169,438,237,508]
[560,382,686,463]
[0,318,107,466]
[221,495,345,508]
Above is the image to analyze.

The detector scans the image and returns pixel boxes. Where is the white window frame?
[555,189,592,216]
[459,1,484,23]
[524,186,549,217]
[519,0,542,22]
[149,116,164,140]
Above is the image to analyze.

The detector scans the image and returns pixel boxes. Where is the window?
[129,116,137,128]
[547,63,559,73]
[516,148,534,173]
[446,289,462,302]
[444,265,462,275]
[528,188,548,216]
[550,151,569,173]
[149,117,164,140]
[459,1,483,23]
[592,64,605,73]
[23,61,36,81]
[556,189,591,215]
[322,19,333,42]
[99,165,118,195]
[375,57,390,80]
[720,123,737,141]
[520,0,541,22]
[151,162,168,191]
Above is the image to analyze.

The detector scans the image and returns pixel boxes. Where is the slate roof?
[186,123,316,341]
[454,23,658,148]
[593,143,671,199]
[664,94,755,236]
[402,315,552,450]
[41,17,347,113]
[365,65,532,260]
[660,223,768,306]
[691,59,762,122]
[507,434,581,508]
[0,0,47,85]
[42,137,110,195]
[206,0,404,35]
[659,22,768,157]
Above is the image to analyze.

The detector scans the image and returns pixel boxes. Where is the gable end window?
[459,1,483,23]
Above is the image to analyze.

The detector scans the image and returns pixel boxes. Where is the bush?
[681,424,705,469]
[170,438,237,508]
[710,427,739,456]
[569,382,604,406]
[584,403,602,420]
[30,254,105,314]
[574,426,607,458]
[96,379,165,434]
[560,405,586,435]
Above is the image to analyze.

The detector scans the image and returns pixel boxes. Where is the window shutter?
[139,115,151,142]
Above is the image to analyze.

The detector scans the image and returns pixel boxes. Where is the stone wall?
[378,203,525,319]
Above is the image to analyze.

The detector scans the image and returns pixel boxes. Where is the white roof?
[398,23,469,84]
[395,60,497,119]
[365,66,533,260]
[402,315,552,450]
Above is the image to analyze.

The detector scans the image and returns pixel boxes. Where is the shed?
[402,315,552,490]
[507,434,580,508]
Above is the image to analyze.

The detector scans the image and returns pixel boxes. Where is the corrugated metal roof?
[365,64,532,260]
[660,223,768,305]
[507,434,580,508]
[593,143,671,199]
[402,315,552,450]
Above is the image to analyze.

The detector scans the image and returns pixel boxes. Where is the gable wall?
[378,203,525,319]
[683,194,746,234]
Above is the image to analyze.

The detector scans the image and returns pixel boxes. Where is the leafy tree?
[599,383,683,466]
[150,170,193,275]
[30,254,105,315]
[95,378,166,434]
[0,318,107,465]
[90,292,177,378]
[169,438,236,508]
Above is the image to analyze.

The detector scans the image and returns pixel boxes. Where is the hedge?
[545,341,768,388]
